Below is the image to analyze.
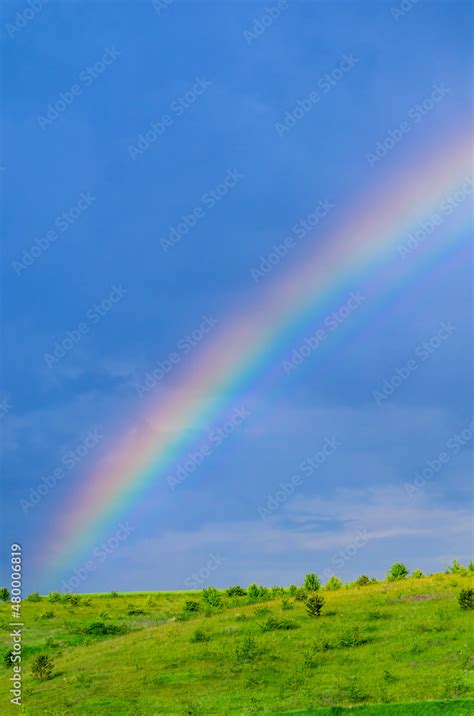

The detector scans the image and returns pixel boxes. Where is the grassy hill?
[1,571,473,714]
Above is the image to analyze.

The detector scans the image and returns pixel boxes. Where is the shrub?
[39,610,55,619]
[0,588,10,602]
[355,575,370,587]
[288,585,298,596]
[109,591,119,598]
[305,594,325,617]
[412,569,424,578]
[304,573,320,591]
[235,636,257,662]
[48,591,62,603]
[190,628,210,643]
[64,594,81,606]
[468,561,474,572]
[254,606,271,617]
[31,654,54,681]
[127,604,145,616]
[294,587,308,601]
[281,598,293,610]
[271,586,285,598]
[325,576,342,590]
[26,592,41,602]
[85,621,125,636]
[458,588,474,610]
[3,648,14,667]
[259,616,298,632]
[336,628,368,648]
[447,560,468,576]
[201,587,222,608]
[183,600,200,613]
[387,563,409,581]
[226,586,246,597]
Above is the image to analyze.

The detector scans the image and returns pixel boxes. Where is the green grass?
[0,573,473,714]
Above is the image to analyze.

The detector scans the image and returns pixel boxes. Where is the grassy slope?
[0,573,473,715]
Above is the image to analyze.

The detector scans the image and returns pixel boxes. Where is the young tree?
[387,563,409,581]
[305,594,325,617]
[32,655,54,681]
[0,587,10,602]
[304,573,321,591]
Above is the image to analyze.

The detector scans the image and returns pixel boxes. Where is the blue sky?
[1,0,472,593]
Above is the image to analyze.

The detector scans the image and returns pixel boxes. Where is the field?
[1,572,473,715]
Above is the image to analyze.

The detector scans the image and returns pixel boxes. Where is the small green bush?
[294,587,307,601]
[235,636,257,662]
[281,598,293,610]
[254,606,271,617]
[447,560,468,576]
[305,594,325,617]
[31,654,54,681]
[271,586,285,598]
[201,587,222,608]
[288,585,298,596]
[39,610,55,620]
[336,628,368,648]
[85,621,125,636]
[183,600,200,613]
[325,576,342,590]
[48,591,62,603]
[26,592,41,602]
[3,648,14,667]
[127,604,145,616]
[355,575,370,587]
[387,563,409,581]
[259,616,298,632]
[226,586,246,597]
[190,628,210,643]
[458,588,474,610]
[411,569,424,578]
[0,587,10,602]
[304,573,321,591]
[109,591,119,598]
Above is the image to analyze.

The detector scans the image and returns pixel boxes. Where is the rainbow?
[43,127,473,584]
